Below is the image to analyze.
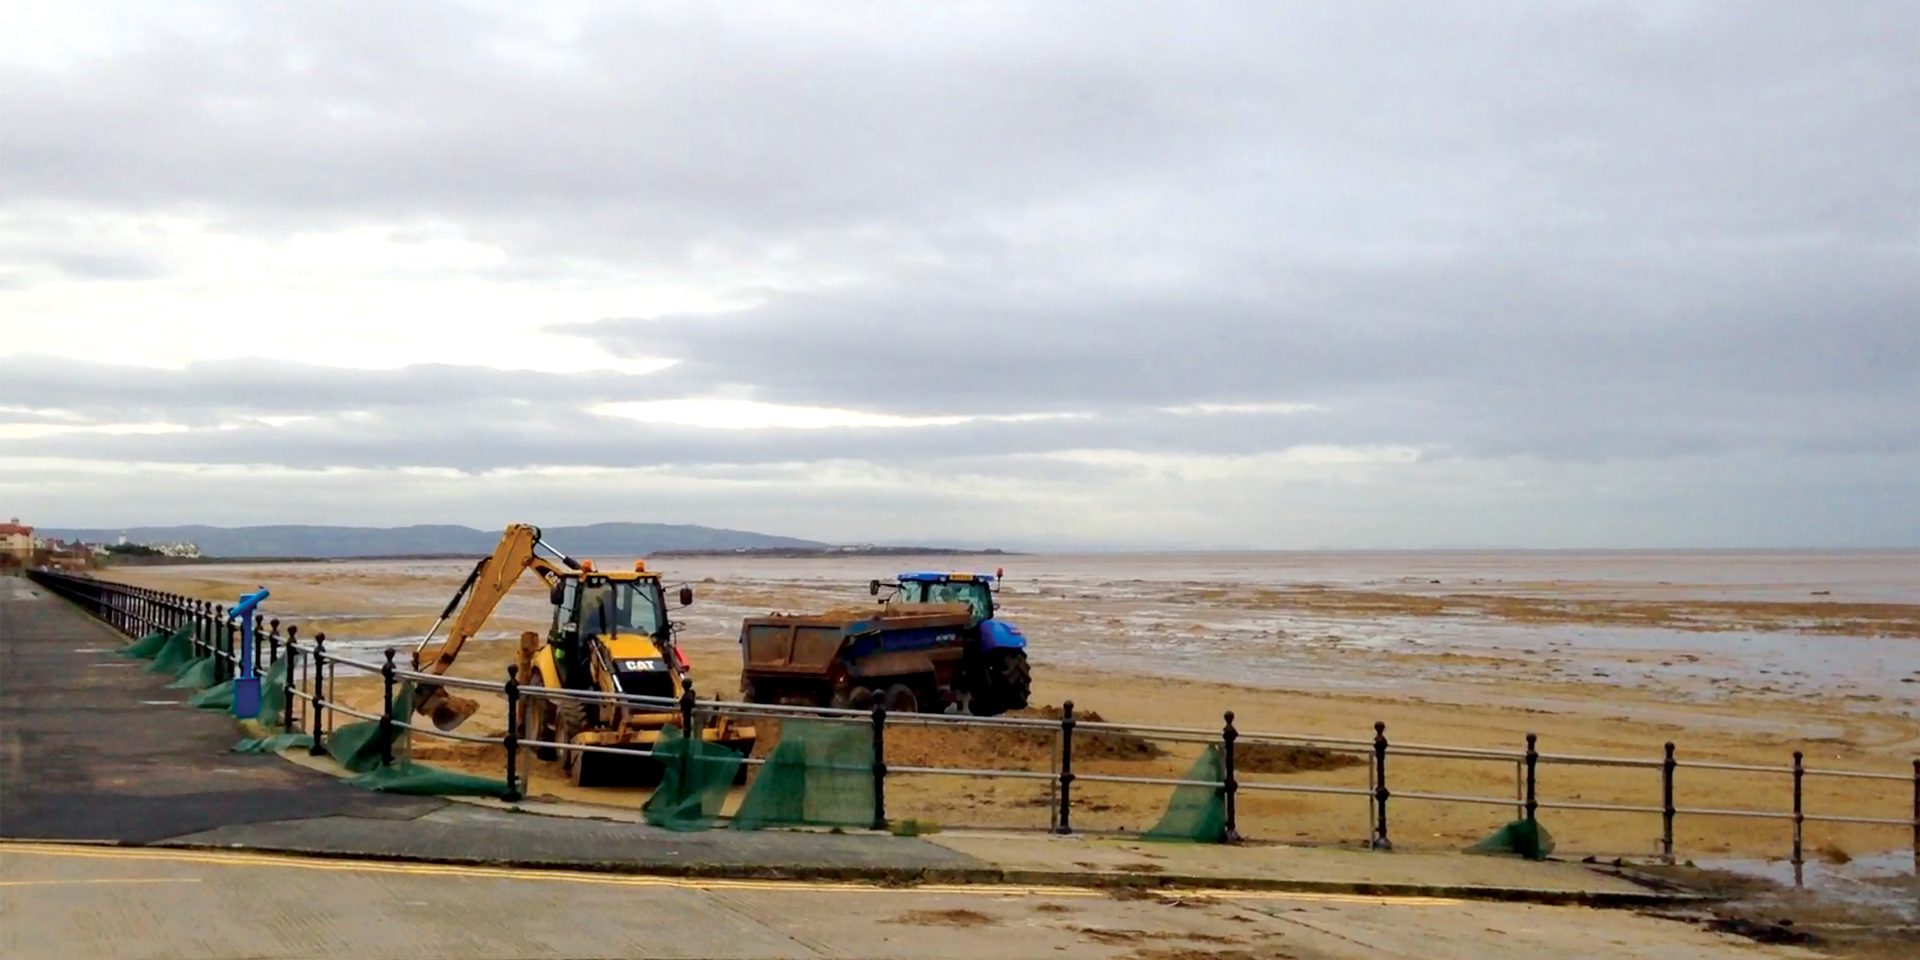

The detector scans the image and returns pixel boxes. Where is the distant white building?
[155,542,203,559]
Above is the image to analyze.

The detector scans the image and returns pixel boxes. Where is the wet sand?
[111,551,1920,858]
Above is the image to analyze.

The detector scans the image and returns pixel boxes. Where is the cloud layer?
[2,2,1915,547]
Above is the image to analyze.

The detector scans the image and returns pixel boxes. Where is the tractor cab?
[547,561,693,698]
[872,571,1000,624]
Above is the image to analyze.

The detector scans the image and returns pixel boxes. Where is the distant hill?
[39,523,827,559]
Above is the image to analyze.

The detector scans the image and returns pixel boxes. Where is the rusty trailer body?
[738,603,985,714]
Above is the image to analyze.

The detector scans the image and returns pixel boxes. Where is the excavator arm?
[412,523,578,730]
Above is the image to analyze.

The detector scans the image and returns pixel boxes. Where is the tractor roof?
[898,571,995,584]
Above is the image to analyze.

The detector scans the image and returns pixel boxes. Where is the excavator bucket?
[416,685,479,732]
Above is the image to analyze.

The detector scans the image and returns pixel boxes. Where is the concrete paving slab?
[158,803,985,877]
[928,831,1662,903]
[0,843,1812,960]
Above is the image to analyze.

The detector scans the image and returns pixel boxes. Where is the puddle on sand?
[1701,850,1920,922]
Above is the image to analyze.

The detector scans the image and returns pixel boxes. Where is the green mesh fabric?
[322,679,515,798]
[167,656,219,689]
[185,654,287,713]
[188,679,234,709]
[731,719,873,831]
[147,630,198,674]
[233,732,314,754]
[346,763,515,798]
[1467,819,1556,860]
[1144,745,1229,842]
[256,653,290,727]
[122,628,178,659]
[642,725,746,831]
[326,680,413,774]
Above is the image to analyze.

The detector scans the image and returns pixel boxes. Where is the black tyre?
[830,685,874,711]
[882,683,920,714]
[974,650,1031,717]
[556,698,590,775]
[520,674,559,761]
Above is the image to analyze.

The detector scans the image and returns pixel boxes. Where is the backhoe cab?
[411,524,752,786]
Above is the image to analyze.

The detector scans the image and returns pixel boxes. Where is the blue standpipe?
[231,587,270,719]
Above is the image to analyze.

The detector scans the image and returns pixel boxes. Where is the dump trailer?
[412,523,754,787]
[738,571,1031,715]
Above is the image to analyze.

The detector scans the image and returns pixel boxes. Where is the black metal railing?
[27,567,1920,872]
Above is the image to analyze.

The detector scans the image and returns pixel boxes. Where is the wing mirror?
[549,583,566,606]
[869,579,882,596]
[678,585,694,607]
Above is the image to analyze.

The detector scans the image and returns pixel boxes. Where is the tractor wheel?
[519,675,559,761]
[555,698,591,775]
[882,683,920,714]
[973,650,1031,717]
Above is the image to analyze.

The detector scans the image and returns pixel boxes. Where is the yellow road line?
[0,842,1460,906]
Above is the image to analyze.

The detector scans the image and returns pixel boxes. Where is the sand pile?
[880,705,1167,770]
[1233,742,1367,774]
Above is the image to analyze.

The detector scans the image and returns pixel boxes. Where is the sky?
[1,1,1915,549]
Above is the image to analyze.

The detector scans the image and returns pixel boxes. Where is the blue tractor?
[737,570,1031,715]
[872,571,1031,714]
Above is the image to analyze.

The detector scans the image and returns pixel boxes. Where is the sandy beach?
[113,550,1920,860]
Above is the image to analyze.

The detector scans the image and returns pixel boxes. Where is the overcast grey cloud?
[1,1,1915,547]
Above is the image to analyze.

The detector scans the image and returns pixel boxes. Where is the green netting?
[188,680,234,709]
[233,732,314,754]
[642,725,746,831]
[322,679,514,798]
[122,627,179,659]
[326,679,413,772]
[1144,745,1229,842]
[167,656,219,689]
[257,653,290,726]
[1467,818,1556,860]
[347,763,515,798]
[147,630,199,674]
[731,719,873,830]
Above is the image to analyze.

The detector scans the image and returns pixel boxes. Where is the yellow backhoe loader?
[411,523,754,786]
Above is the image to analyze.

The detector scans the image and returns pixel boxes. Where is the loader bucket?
[415,684,479,732]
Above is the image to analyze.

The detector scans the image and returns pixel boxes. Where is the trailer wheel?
[882,683,920,714]
[831,685,874,711]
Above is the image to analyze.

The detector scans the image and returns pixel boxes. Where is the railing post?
[1661,742,1677,865]
[283,633,300,736]
[871,699,888,832]
[379,648,397,768]
[286,626,302,730]
[194,601,209,658]
[1371,721,1391,850]
[214,605,229,683]
[1055,700,1076,834]
[1791,750,1804,886]
[503,665,522,802]
[307,633,328,756]
[1524,733,1539,823]
[256,614,268,664]
[1222,710,1240,843]
[678,678,697,736]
